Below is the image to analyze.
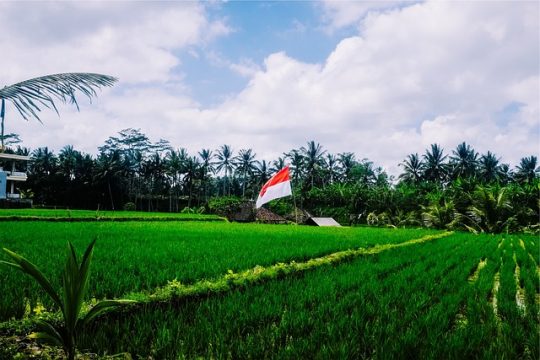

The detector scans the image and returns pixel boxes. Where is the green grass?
[0,222,438,321]
[0,208,225,221]
[1,220,536,359]
[75,232,538,359]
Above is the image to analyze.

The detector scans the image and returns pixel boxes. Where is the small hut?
[256,207,287,224]
[305,217,342,227]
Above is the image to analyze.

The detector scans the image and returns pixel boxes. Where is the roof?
[0,153,30,161]
[256,207,287,223]
[306,217,341,227]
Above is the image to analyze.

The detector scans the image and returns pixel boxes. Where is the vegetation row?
[2,129,538,233]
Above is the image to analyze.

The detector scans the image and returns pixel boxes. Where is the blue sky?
[179,1,353,106]
[0,1,538,175]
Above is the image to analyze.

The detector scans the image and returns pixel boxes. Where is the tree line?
[0,128,538,233]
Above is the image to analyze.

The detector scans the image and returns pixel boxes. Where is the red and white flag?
[255,166,292,208]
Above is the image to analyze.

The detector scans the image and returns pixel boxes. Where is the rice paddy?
[0,209,538,359]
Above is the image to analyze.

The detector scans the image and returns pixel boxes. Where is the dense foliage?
[1,129,538,233]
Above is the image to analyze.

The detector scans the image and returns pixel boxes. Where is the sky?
[0,0,538,176]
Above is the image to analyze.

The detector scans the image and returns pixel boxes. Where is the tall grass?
[77,232,529,359]
[0,222,438,320]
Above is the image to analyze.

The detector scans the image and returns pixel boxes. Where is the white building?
[0,153,30,200]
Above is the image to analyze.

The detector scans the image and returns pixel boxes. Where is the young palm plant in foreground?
[1,239,135,360]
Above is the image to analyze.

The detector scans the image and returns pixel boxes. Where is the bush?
[123,202,136,211]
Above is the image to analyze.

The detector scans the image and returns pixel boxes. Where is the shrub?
[123,202,136,211]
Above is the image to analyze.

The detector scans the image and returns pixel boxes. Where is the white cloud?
[0,2,230,84]
[2,1,539,178]
[199,1,539,173]
[320,0,415,30]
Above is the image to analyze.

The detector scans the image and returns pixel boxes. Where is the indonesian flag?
[255,166,292,208]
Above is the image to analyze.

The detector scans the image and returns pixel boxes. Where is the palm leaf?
[78,299,136,329]
[0,73,117,122]
[29,319,65,347]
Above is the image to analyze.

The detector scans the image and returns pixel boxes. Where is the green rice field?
[0,210,538,359]
[0,208,225,222]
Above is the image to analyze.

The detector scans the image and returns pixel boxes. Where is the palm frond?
[0,73,117,122]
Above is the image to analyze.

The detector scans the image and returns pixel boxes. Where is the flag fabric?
[255,166,292,208]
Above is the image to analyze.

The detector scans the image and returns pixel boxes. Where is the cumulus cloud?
[201,1,539,174]
[0,2,229,84]
[2,1,539,177]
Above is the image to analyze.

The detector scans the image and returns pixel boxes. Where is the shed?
[305,217,341,227]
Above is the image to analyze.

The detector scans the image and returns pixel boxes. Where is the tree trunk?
[107,179,115,210]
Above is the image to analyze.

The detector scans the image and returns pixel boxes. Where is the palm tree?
[31,147,58,176]
[183,156,201,208]
[300,141,326,189]
[93,151,124,210]
[255,160,272,188]
[58,145,79,181]
[166,149,186,211]
[449,142,478,180]
[466,185,515,233]
[234,148,258,197]
[198,149,214,203]
[0,73,117,150]
[324,153,339,185]
[398,153,423,184]
[285,149,304,185]
[0,133,21,149]
[215,145,234,196]
[422,144,448,184]
[478,151,502,183]
[270,156,286,173]
[515,156,539,183]
[338,152,356,182]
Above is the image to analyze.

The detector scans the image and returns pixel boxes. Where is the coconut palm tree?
[166,149,186,211]
[466,185,515,233]
[300,141,326,189]
[255,160,271,187]
[515,156,539,184]
[183,156,201,208]
[270,156,286,173]
[198,149,214,203]
[449,142,478,180]
[399,153,423,184]
[324,153,339,185]
[31,147,58,176]
[58,145,79,181]
[215,145,234,196]
[93,151,124,210]
[338,152,356,182]
[422,144,448,184]
[0,73,117,150]
[478,151,502,183]
[0,133,21,149]
[285,149,304,185]
[234,148,258,197]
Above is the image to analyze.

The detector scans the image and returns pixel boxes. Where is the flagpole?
[291,181,298,224]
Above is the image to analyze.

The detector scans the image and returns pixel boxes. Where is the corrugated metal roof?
[307,217,341,227]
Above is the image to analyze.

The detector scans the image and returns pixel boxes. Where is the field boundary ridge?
[0,215,227,222]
